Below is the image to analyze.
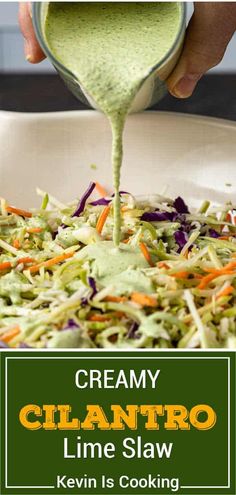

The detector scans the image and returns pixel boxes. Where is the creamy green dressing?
[45,2,181,246]
[76,241,153,293]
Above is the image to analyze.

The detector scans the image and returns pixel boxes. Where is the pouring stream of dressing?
[45,2,181,246]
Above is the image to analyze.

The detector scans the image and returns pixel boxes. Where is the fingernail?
[28,3,32,19]
[24,39,32,62]
[171,74,202,99]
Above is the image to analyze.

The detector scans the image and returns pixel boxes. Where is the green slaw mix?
[0,182,236,349]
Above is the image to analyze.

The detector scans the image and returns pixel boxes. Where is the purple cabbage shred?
[67,318,79,328]
[52,229,59,238]
[174,230,188,251]
[63,319,79,330]
[72,181,96,217]
[88,276,97,298]
[80,277,97,307]
[111,191,129,198]
[81,297,88,307]
[209,228,220,238]
[90,198,111,206]
[141,211,176,222]
[127,321,140,339]
[90,191,129,206]
[173,196,190,214]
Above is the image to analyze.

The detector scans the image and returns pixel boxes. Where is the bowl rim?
[0,109,236,131]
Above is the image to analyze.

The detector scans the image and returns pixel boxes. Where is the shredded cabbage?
[0,186,235,349]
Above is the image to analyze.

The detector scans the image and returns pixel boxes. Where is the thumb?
[167,2,236,98]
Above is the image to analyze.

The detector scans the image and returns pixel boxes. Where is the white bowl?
[0,110,236,208]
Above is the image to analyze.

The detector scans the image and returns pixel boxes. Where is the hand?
[18,2,45,63]
[167,2,236,98]
[19,1,236,95]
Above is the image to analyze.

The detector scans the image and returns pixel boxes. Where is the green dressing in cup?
[34,2,185,246]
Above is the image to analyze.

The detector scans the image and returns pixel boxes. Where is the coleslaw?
[0,182,236,349]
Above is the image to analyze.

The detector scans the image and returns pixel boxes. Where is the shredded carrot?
[226,213,232,223]
[96,205,111,234]
[1,325,20,343]
[29,252,74,273]
[95,182,108,198]
[104,295,128,303]
[183,249,189,259]
[168,270,201,280]
[198,274,218,290]
[13,239,20,249]
[220,212,232,232]
[171,271,189,279]
[131,292,157,307]
[0,261,11,271]
[216,285,234,299]
[219,234,236,240]
[88,311,124,322]
[6,206,32,218]
[203,268,220,273]
[222,260,236,271]
[17,257,35,265]
[139,242,154,267]
[198,266,235,290]
[204,261,236,275]
[121,206,129,212]
[157,261,169,269]
[198,273,229,290]
[122,239,130,244]
[26,227,43,234]
[203,267,219,274]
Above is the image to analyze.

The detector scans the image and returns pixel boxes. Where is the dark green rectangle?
[0,351,235,495]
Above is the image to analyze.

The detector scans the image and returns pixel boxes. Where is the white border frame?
[3,354,231,493]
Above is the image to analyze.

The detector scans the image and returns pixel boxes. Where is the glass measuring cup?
[33,2,186,112]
